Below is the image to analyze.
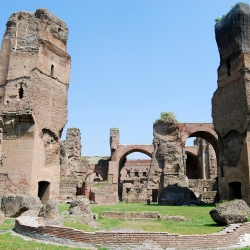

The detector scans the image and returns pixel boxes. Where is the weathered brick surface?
[0,9,70,201]
[15,217,250,249]
[101,211,160,220]
[212,3,250,204]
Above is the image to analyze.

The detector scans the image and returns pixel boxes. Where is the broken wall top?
[5,8,68,52]
[0,8,71,139]
[215,2,250,60]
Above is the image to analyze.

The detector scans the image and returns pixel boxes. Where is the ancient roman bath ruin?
[0,9,70,202]
[0,3,250,207]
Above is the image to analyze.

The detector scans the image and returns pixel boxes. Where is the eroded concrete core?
[0,9,70,202]
[147,118,186,201]
[212,3,250,204]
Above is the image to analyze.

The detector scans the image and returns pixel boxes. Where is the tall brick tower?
[212,3,250,204]
[0,9,70,202]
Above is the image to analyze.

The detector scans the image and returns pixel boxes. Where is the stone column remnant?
[147,115,187,201]
[110,127,120,158]
[212,3,250,204]
[0,9,71,201]
[60,128,86,178]
[108,128,120,184]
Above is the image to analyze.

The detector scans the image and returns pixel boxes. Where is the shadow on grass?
[143,203,215,207]
[204,223,222,228]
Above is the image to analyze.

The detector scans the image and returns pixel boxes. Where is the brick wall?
[101,211,160,220]
[15,218,250,249]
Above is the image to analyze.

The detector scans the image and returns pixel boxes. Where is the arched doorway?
[38,181,50,204]
[118,151,151,202]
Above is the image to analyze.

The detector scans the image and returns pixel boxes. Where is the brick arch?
[118,147,153,173]
[85,172,104,182]
[108,144,154,185]
[178,123,218,152]
[119,146,153,161]
[111,144,154,163]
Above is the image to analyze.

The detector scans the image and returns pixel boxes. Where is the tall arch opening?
[118,151,151,202]
[38,181,50,204]
[185,133,218,180]
[185,151,202,179]
[184,134,218,204]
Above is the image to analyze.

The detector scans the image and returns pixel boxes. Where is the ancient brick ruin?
[146,115,218,204]
[0,9,70,202]
[58,122,218,205]
[2,3,250,207]
[212,2,250,204]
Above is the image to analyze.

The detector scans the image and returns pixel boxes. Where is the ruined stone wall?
[212,3,250,204]
[0,9,70,201]
[89,182,117,204]
[188,179,218,204]
[119,159,150,202]
[101,211,160,220]
[60,128,87,179]
[189,138,217,180]
[147,117,186,201]
[85,156,109,181]
[120,159,151,179]
[59,179,79,201]
[16,217,250,249]
[59,128,112,202]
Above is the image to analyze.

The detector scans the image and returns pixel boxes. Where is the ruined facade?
[212,3,250,204]
[0,9,70,202]
[2,4,244,206]
[59,128,116,204]
[119,159,151,202]
[147,117,186,201]
[186,138,217,180]
[58,122,218,204]
[145,114,218,204]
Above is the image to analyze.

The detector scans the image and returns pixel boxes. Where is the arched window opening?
[19,84,24,99]
[51,64,54,77]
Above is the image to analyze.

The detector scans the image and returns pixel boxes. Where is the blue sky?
[0,1,245,158]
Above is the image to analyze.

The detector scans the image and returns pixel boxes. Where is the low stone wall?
[15,217,250,249]
[101,212,160,220]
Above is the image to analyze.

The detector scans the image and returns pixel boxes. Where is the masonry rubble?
[1,194,41,217]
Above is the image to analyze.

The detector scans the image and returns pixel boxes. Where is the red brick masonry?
[15,218,250,249]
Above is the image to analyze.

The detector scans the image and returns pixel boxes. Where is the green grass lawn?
[60,202,225,235]
[0,233,88,250]
[0,202,249,249]
[0,218,15,230]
